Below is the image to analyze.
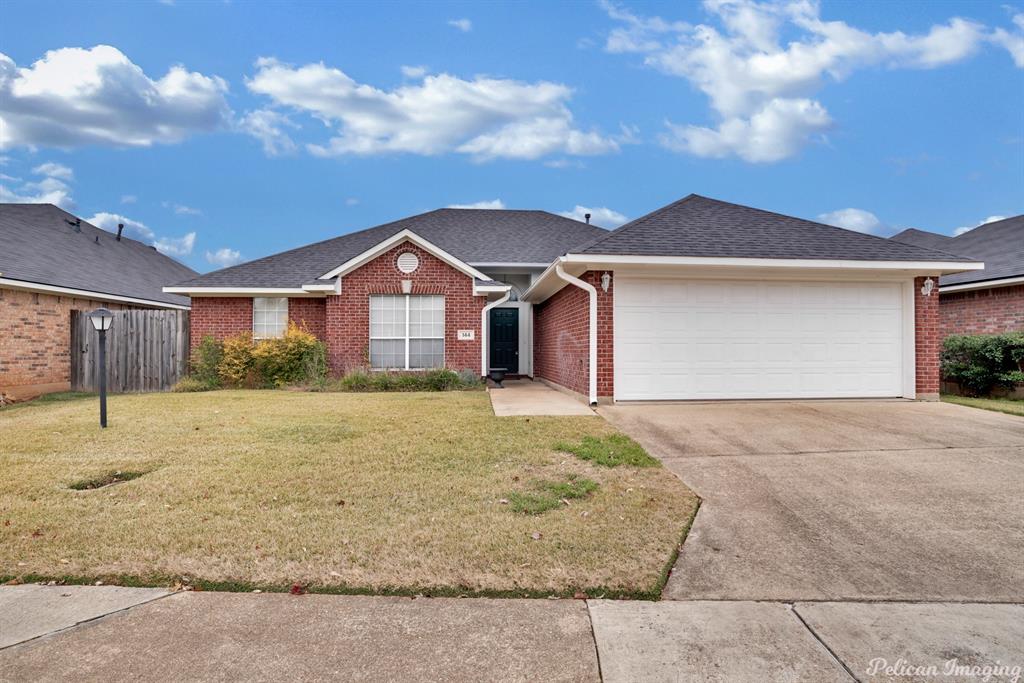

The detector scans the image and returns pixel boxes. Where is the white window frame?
[369,294,445,370]
[253,297,289,339]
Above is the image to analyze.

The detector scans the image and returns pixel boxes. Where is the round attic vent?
[397,252,420,274]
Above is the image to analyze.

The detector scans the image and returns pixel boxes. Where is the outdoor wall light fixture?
[920,277,935,297]
[88,307,114,428]
[601,272,611,293]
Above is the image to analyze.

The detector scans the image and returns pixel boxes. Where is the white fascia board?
[1,277,190,310]
[163,286,318,297]
[563,253,985,273]
[302,281,341,294]
[318,229,493,282]
[473,283,513,295]
[469,262,550,268]
[940,275,1024,293]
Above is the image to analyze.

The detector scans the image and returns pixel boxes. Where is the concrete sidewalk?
[2,586,1021,682]
[489,379,595,416]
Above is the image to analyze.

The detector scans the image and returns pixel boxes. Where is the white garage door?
[614,278,904,401]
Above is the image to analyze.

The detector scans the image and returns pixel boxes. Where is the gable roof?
[0,204,196,307]
[891,216,1023,287]
[173,208,607,289]
[573,194,977,263]
[888,228,954,253]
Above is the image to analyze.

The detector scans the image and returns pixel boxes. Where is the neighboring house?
[0,204,197,399]
[167,194,982,403]
[891,216,1024,336]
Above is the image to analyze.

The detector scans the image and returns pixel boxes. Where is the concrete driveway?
[599,400,1024,602]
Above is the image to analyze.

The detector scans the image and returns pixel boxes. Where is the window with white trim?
[369,294,444,369]
[253,297,288,339]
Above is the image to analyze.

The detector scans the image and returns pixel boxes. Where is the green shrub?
[941,332,1024,396]
[506,476,599,515]
[332,368,482,392]
[339,369,373,391]
[556,434,659,468]
[172,376,215,393]
[250,323,327,387]
[423,369,460,391]
[190,336,224,388]
[457,368,483,387]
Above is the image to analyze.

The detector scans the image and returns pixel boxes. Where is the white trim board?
[563,253,984,272]
[940,276,1024,293]
[318,229,493,283]
[163,286,323,297]
[3,277,191,310]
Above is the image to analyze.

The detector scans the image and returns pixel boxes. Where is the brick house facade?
[189,243,486,376]
[0,288,129,399]
[939,284,1024,337]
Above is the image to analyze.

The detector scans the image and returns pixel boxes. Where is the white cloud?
[401,65,429,79]
[448,199,506,209]
[0,161,75,208]
[448,18,472,32]
[238,108,298,156]
[817,208,886,234]
[602,0,987,162]
[120,194,137,204]
[345,197,360,206]
[31,161,73,180]
[559,205,629,228]
[87,211,196,256]
[245,58,620,161]
[0,45,230,149]
[205,247,243,268]
[953,215,1006,236]
[163,201,201,215]
[991,12,1024,68]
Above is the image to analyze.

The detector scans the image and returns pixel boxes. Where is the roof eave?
[1,276,190,310]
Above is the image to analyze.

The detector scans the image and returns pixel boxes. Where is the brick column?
[582,270,614,400]
[914,276,940,400]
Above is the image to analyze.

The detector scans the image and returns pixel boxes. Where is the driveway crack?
[790,603,861,683]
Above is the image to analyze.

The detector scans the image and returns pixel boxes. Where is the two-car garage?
[613,277,910,401]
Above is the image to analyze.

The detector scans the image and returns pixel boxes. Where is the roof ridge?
[569,193,699,254]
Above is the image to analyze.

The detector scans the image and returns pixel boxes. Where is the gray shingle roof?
[573,194,978,263]
[891,216,1023,286]
[175,209,607,288]
[0,204,197,307]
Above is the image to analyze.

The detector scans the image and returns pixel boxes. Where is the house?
[0,204,197,399]
[890,215,1023,336]
[166,194,982,403]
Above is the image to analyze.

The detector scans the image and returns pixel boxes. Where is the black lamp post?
[88,308,114,428]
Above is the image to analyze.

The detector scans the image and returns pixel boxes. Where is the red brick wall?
[0,287,128,398]
[532,270,613,399]
[914,276,940,397]
[288,298,326,339]
[189,297,252,351]
[325,242,484,374]
[940,284,1024,336]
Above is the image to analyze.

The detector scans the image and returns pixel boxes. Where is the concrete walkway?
[489,379,595,416]
[2,586,1021,681]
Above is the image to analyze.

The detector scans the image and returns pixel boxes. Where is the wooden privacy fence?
[71,309,190,392]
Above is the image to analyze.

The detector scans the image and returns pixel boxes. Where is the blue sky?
[1,0,1022,273]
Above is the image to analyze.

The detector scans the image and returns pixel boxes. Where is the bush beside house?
[940,332,1024,397]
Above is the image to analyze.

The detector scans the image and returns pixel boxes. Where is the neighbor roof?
[573,194,977,263]
[174,209,607,288]
[891,216,1023,287]
[0,204,197,307]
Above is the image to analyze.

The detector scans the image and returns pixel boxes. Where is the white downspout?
[554,263,598,405]
[481,289,512,377]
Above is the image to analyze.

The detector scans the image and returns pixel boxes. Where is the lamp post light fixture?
[88,307,114,428]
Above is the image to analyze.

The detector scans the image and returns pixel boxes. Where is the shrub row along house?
[167,194,984,403]
[0,204,196,400]
[890,216,1024,337]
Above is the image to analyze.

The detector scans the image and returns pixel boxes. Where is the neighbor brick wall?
[0,287,127,398]
[325,242,485,374]
[288,298,326,339]
[940,284,1024,336]
[914,276,940,398]
[532,270,613,400]
[189,297,253,351]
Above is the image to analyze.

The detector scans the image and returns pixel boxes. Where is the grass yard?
[0,390,697,599]
[942,394,1024,417]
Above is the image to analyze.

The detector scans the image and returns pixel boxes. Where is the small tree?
[941,332,1024,396]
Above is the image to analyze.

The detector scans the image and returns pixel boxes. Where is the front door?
[489,308,519,373]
